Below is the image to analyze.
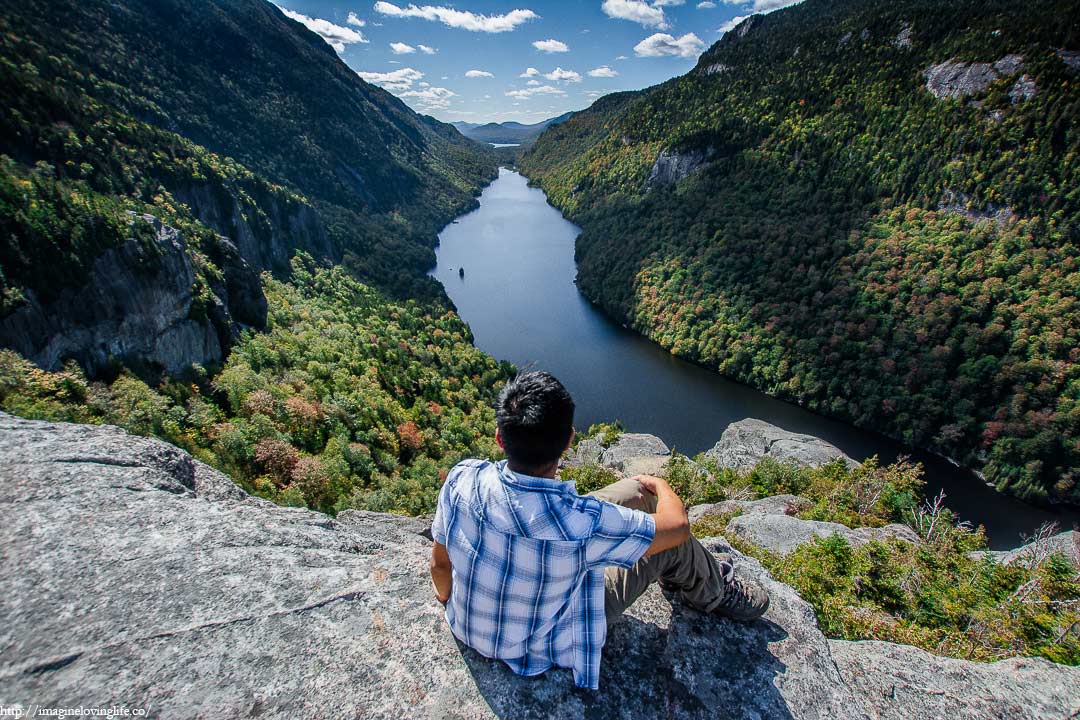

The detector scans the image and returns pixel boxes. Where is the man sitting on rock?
[429,370,769,689]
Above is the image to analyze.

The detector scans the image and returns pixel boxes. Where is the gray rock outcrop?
[726,513,921,556]
[689,494,812,524]
[924,60,999,99]
[598,432,671,471]
[923,55,1029,101]
[0,214,263,376]
[706,419,858,472]
[830,640,1080,720]
[1,413,1077,718]
[647,149,710,189]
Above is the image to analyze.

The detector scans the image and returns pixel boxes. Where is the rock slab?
[706,419,858,471]
[726,513,922,556]
[1,413,1076,719]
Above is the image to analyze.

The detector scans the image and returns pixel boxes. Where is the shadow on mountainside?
[456,606,794,720]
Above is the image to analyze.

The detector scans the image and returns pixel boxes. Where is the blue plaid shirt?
[431,459,656,690]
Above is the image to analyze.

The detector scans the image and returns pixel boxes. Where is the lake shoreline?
[433,169,1080,546]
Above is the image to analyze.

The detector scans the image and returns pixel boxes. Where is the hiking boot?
[711,575,770,622]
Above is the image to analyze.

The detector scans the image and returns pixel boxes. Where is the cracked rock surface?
[2,413,1077,719]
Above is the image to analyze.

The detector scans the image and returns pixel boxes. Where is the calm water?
[432,169,1078,548]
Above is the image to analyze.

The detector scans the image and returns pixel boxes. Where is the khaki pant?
[588,478,731,624]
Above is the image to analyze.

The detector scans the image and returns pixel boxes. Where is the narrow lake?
[432,168,1078,548]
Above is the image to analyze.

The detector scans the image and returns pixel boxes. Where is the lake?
[432,168,1078,548]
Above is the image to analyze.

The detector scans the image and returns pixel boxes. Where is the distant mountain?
[453,112,574,146]
[522,0,1080,507]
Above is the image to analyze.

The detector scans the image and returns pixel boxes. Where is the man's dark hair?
[496,371,575,470]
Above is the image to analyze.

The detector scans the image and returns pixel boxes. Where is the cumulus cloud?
[601,0,668,29]
[357,66,454,110]
[526,79,541,85]
[587,65,619,77]
[357,66,424,92]
[279,8,367,52]
[652,0,686,5]
[505,84,566,99]
[532,38,569,53]
[373,2,538,32]
[544,67,582,82]
[520,67,541,77]
[465,69,494,77]
[718,14,749,32]
[399,85,456,109]
[390,41,416,53]
[697,0,717,7]
[634,31,705,57]
[346,11,366,26]
[418,44,438,53]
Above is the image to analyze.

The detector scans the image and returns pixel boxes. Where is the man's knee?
[586,477,658,512]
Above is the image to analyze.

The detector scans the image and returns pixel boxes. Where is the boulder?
[830,640,1080,720]
[726,514,920,556]
[706,419,858,472]
[598,432,670,471]
[969,529,1079,568]
[689,494,812,524]
[1,413,1075,719]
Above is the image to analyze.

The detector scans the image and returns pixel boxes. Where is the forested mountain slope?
[521,0,1080,507]
[0,0,495,309]
[0,0,506,515]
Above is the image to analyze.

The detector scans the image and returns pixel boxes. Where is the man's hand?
[636,474,690,557]
[635,474,665,496]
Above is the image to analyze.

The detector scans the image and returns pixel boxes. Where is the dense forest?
[522,0,1080,507]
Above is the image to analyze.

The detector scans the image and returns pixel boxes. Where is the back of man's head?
[496,371,575,471]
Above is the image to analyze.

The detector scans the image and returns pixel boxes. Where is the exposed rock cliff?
[0,214,264,376]
[2,414,1078,718]
[646,149,710,189]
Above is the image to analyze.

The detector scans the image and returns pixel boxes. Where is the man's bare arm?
[431,541,453,603]
[637,475,690,556]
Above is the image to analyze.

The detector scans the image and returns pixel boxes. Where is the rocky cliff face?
[2,413,1078,718]
[0,213,264,376]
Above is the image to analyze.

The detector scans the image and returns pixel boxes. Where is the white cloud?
[520,67,541,77]
[505,84,566,99]
[399,85,456,109]
[373,2,538,32]
[279,8,368,52]
[697,0,717,7]
[652,0,686,5]
[418,44,438,54]
[616,54,629,60]
[588,65,619,77]
[718,14,749,32]
[533,38,569,53]
[390,41,416,53]
[601,0,668,29]
[465,69,494,78]
[346,11,366,26]
[357,66,424,92]
[544,67,582,82]
[526,79,541,85]
[634,31,705,57]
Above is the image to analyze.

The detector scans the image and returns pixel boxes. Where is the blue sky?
[271,0,798,123]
